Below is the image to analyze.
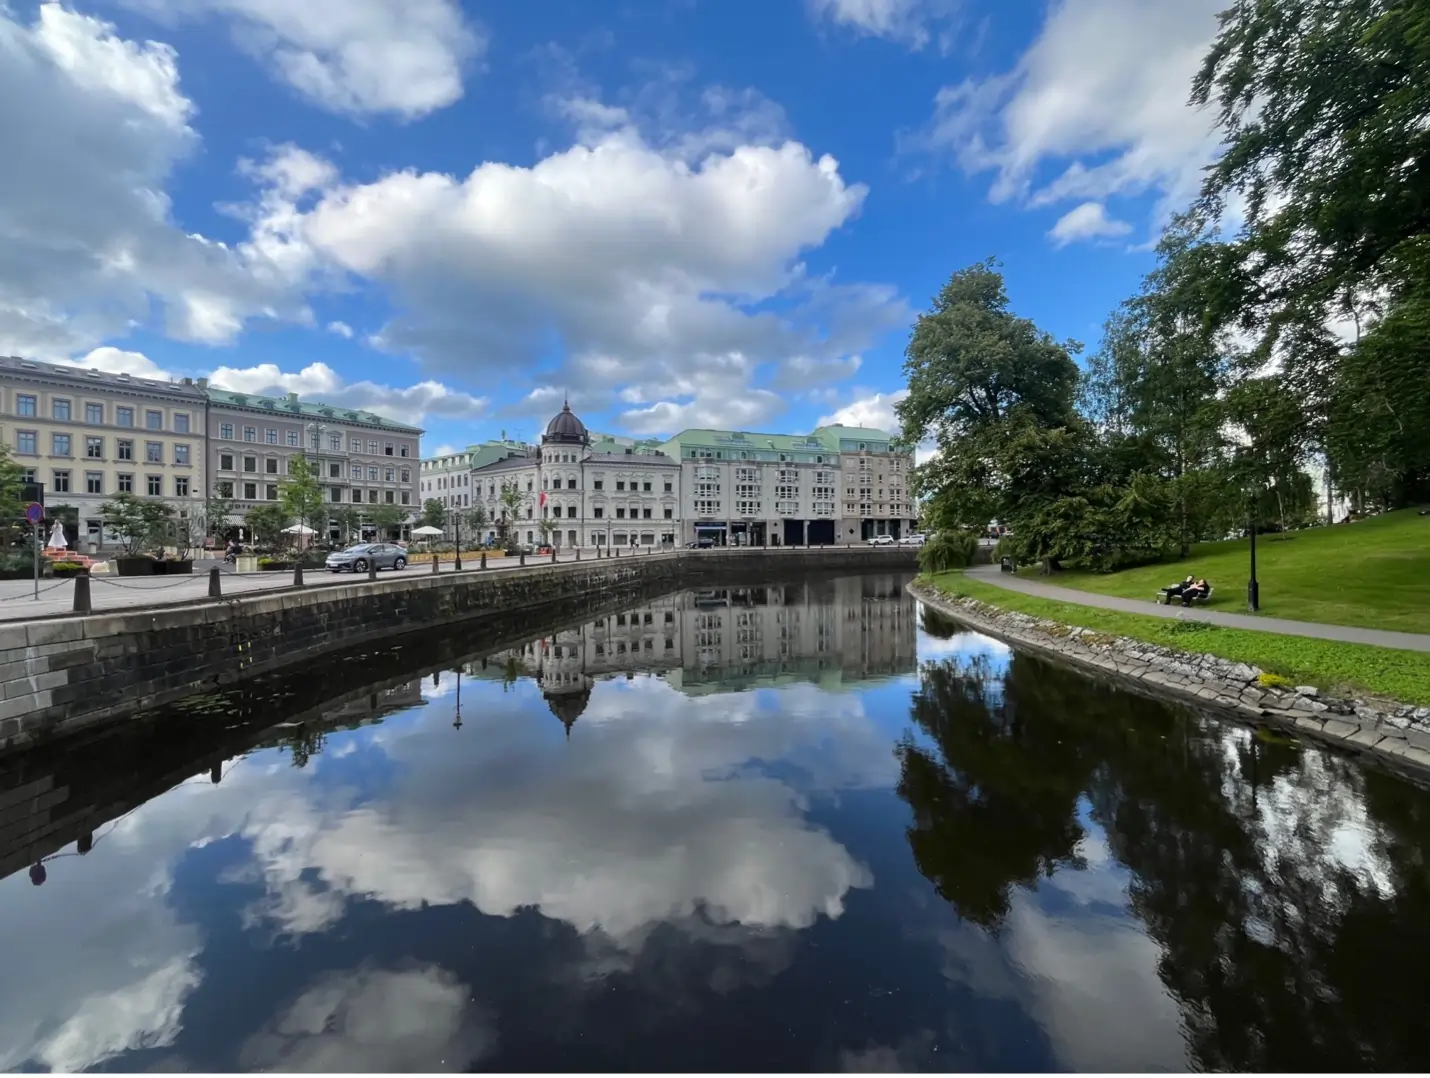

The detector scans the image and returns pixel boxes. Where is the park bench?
[1156,584,1214,606]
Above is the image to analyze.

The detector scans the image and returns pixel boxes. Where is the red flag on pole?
[539,490,547,506]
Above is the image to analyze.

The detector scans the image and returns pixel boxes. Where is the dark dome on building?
[543,400,589,445]
[546,687,590,737]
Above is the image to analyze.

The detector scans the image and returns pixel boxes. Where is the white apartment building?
[658,424,916,546]
[467,403,682,550]
[0,356,208,549]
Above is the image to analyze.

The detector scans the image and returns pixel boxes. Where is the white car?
[899,533,925,546]
[867,534,895,546]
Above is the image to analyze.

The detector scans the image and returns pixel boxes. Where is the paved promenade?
[965,565,1430,653]
[0,550,607,621]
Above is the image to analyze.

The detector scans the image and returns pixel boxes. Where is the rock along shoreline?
[908,579,1430,781]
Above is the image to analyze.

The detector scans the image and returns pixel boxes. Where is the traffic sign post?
[25,504,45,600]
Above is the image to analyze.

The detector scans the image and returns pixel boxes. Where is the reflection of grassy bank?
[923,571,1430,707]
[1018,510,1430,634]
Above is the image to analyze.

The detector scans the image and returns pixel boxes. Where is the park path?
[964,564,1430,654]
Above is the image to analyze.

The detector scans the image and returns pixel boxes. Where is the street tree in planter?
[99,493,174,574]
[279,454,325,549]
[372,503,404,541]
[497,484,525,543]
[467,504,488,546]
[244,503,290,549]
[204,484,235,547]
[420,499,448,531]
[332,507,362,546]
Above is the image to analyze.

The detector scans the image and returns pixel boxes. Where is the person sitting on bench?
[1181,578,1211,606]
[1160,575,1195,600]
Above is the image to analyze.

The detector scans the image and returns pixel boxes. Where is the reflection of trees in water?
[898,651,1430,1071]
[283,727,326,769]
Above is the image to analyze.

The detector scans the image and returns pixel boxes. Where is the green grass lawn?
[926,571,1430,707]
[1023,509,1430,634]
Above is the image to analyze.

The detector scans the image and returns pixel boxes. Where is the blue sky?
[0,0,1225,455]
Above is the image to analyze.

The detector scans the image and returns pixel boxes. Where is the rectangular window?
[16,431,36,455]
[243,426,257,442]
[385,442,394,456]
[368,441,378,454]
[52,399,71,421]
[265,428,278,444]
[329,463,341,479]
[118,439,135,461]
[368,467,378,480]
[244,482,257,500]
[118,474,134,494]
[400,445,410,457]
[368,489,378,503]
[145,441,163,463]
[330,487,343,503]
[329,434,341,451]
[85,402,104,424]
[173,412,190,434]
[616,508,626,519]
[52,433,71,456]
[52,470,71,493]
[350,464,362,479]
[16,394,36,417]
[664,481,672,493]
[146,475,162,496]
[643,481,651,492]
[220,423,234,440]
[401,491,411,505]
[616,480,625,491]
[266,484,278,501]
[385,491,395,503]
[664,508,673,519]
[593,507,604,519]
[175,476,190,497]
[593,479,603,490]
[643,508,652,519]
[286,430,299,446]
[220,453,234,470]
[86,436,103,458]
[217,481,234,498]
[117,406,134,428]
[350,438,362,452]
[174,444,190,465]
[266,458,279,474]
[242,455,256,472]
[400,469,411,483]
[567,506,577,518]
[145,410,163,431]
[384,468,395,482]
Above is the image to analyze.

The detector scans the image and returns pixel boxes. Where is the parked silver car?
[325,542,408,573]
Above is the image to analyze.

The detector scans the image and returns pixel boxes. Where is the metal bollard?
[368,558,377,582]
[519,552,526,567]
[432,553,439,574]
[575,548,580,561]
[551,548,557,564]
[480,551,487,570]
[210,764,222,785]
[293,561,305,587]
[72,572,92,614]
[647,545,652,555]
[208,565,222,598]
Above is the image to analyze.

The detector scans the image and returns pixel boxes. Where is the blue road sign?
[25,502,43,525]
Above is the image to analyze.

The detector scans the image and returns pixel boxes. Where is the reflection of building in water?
[469,575,915,735]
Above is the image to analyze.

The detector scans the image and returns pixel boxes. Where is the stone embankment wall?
[0,547,914,753]
[910,581,1430,780]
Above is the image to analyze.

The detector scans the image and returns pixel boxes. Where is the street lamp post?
[1247,486,1260,613]
[454,507,462,571]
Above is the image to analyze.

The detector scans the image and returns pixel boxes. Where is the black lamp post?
[453,669,462,729]
[1247,484,1260,613]
[454,508,462,571]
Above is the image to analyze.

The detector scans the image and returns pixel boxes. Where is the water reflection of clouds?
[239,675,882,946]
[930,824,1188,1073]
[916,630,1012,669]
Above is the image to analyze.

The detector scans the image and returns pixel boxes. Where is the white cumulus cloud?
[117,0,484,119]
[1047,201,1133,247]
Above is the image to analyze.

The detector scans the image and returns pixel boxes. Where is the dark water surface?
[3,571,1429,1073]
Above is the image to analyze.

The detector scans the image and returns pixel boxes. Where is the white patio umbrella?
[46,520,67,550]
[281,524,317,535]
[410,525,444,538]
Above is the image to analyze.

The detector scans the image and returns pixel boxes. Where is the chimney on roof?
[197,377,208,389]
[181,376,193,385]
[286,392,298,404]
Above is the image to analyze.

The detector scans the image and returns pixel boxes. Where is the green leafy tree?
[467,504,489,543]
[99,493,172,556]
[0,442,25,549]
[896,259,1083,552]
[497,483,525,541]
[372,503,404,540]
[332,507,362,545]
[279,454,324,540]
[917,530,978,574]
[244,503,290,547]
[420,498,448,530]
[203,484,234,543]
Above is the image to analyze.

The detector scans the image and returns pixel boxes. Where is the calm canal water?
[2,571,1429,1072]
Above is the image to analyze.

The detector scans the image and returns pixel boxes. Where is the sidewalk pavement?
[964,565,1430,654]
[0,550,591,622]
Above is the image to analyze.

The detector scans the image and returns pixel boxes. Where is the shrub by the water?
[918,531,978,574]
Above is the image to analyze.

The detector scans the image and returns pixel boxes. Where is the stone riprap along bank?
[910,581,1430,780]
[0,547,915,754]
